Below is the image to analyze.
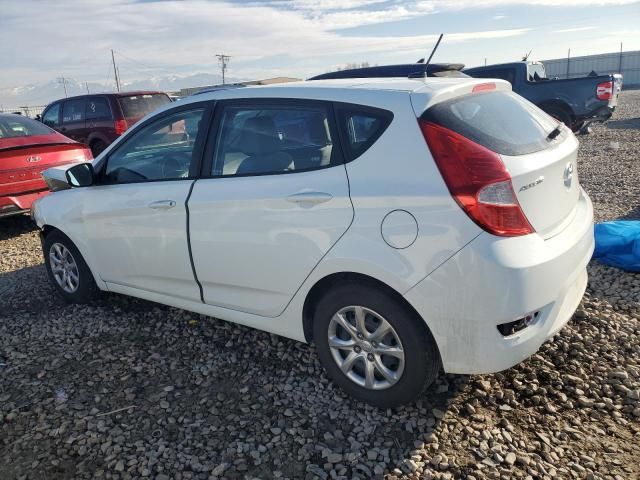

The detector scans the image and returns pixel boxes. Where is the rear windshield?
[0,115,53,139]
[118,94,171,120]
[422,91,560,156]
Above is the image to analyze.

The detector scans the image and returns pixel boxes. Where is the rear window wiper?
[547,125,562,140]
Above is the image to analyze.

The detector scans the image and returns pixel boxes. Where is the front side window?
[213,103,338,176]
[43,104,60,128]
[62,99,86,124]
[86,97,112,121]
[103,108,204,184]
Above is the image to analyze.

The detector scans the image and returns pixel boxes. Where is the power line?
[216,54,231,84]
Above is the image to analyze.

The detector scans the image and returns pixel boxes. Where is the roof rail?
[308,63,466,81]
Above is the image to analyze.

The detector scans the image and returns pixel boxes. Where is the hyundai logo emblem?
[563,162,574,188]
[26,155,41,163]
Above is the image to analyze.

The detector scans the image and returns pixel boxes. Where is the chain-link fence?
[0,105,47,119]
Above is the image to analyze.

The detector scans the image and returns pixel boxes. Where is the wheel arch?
[537,99,574,121]
[302,271,435,346]
[41,223,106,291]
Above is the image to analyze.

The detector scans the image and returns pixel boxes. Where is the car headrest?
[240,116,280,155]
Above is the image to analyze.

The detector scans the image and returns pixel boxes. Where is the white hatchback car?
[33,76,594,407]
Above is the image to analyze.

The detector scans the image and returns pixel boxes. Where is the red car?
[0,113,92,218]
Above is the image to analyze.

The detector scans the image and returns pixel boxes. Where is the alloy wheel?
[327,305,405,390]
[49,242,80,293]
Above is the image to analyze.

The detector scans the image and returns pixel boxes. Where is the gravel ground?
[1,91,639,480]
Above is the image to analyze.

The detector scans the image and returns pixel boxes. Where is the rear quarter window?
[421,91,560,156]
[86,97,113,121]
[335,104,393,161]
[118,94,171,120]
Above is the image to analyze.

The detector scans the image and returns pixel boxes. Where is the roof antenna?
[411,34,444,77]
[522,49,532,61]
[423,33,444,76]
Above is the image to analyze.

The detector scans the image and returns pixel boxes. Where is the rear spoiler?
[0,142,80,154]
[308,63,466,81]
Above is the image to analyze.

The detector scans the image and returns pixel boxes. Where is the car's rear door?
[188,98,353,317]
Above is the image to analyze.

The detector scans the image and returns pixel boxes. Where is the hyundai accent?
[32,77,594,407]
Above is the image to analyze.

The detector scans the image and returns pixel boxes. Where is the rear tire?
[313,283,440,408]
[542,105,572,129]
[90,140,107,158]
[44,230,99,303]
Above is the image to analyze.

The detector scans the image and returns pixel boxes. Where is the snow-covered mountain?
[0,72,238,108]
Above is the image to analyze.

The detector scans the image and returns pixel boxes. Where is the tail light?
[596,81,613,101]
[83,147,94,161]
[114,119,129,135]
[419,120,534,237]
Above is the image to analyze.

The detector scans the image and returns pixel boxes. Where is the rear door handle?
[148,200,176,210]
[286,191,333,206]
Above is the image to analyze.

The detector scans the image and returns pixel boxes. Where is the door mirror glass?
[66,163,95,187]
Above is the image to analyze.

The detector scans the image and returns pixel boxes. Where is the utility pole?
[216,54,231,84]
[57,77,68,97]
[619,42,623,74]
[566,48,571,80]
[85,82,90,94]
[111,49,121,92]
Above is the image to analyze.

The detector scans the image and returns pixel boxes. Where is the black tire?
[542,105,572,128]
[44,230,99,303]
[313,283,441,408]
[90,140,107,158]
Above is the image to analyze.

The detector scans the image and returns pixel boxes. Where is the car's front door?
[82,103,211,301]
[188,99,354,317]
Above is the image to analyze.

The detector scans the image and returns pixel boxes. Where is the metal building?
[542,50,640,88]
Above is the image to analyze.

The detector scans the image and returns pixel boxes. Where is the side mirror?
[65,163,95,187]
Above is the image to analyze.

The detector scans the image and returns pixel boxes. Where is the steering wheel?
[161,153,190,179]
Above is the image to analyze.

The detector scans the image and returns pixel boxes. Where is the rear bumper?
[0,190,50,217]
[404,187,594,374]
[577,105,613,124]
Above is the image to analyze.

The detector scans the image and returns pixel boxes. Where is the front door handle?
[148,200,176,210]
[286,191,333,206]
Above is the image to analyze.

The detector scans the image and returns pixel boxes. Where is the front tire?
[313,283,440,408]
[44,230,99,303]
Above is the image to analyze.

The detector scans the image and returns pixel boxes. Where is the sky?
[1,0,639,104]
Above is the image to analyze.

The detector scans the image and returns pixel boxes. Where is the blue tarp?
[593,221,640,272]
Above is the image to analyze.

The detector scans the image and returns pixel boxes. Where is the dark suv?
[41,92,171,156]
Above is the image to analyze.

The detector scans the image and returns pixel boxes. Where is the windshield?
[118,94,171,121]
[0,115,53,138]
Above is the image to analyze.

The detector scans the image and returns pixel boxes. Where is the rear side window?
[118,94,171,121]
[213,103,340,176]
[422,91,560,156]
[335,105,393,161]
[62,99,86,124]
[43,104,60,127]
[86,97,112,121]
[0,115,53,138]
